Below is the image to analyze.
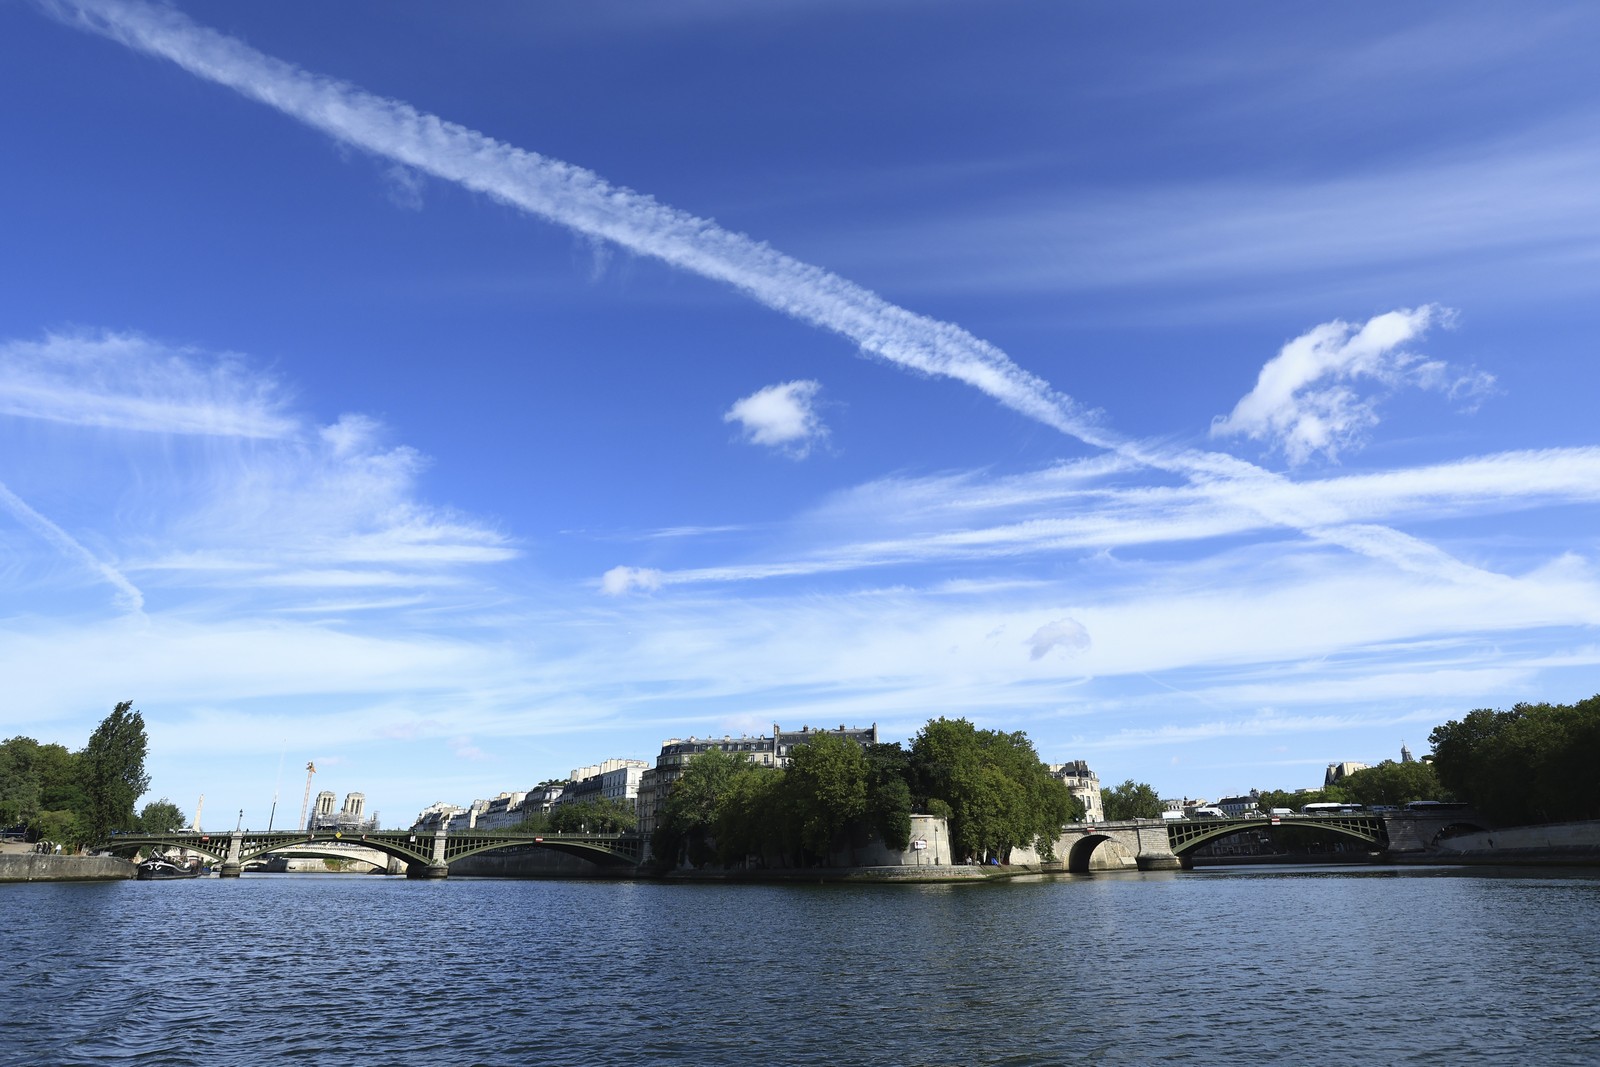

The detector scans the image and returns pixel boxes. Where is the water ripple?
[2,868,1598,1065]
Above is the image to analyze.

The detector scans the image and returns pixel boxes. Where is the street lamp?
[236,809,244,832]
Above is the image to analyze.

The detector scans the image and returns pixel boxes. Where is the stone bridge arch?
[1063,832,1139,872]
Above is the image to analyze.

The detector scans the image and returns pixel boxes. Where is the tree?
[1430,696,1600,824]
[911,718,1073,862]
[138,798,186,833]
[864,742,914,853]
[509,810,550,834]
[0,737,79,827]
[80,701,150,843]
[1335,760,1443,808]
[30,809,84,851]
[548,797,637,833]
[1101,779,1162,821]
[712,764,788,866]
[786,733,870,861]
[654,747,751,867]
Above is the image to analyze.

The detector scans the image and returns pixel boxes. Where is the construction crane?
[298,761,316,831]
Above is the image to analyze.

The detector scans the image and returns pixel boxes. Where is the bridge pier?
[405,862,449,879]
[218,832,245,877]
[1132,821,1181,870]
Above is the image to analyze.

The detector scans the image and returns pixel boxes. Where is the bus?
[1301,802,1365,816]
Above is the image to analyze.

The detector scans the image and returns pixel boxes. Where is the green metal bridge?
[100,828,645,878]
[1163,812,1388,854]
[1056,812,1404,872]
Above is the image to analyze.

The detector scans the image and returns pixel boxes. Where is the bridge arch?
[93,829,645,877]
[1165,815,1387,857]
[1064,833,1137,873]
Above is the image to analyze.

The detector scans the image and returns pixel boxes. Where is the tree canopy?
[786,732,869,858]
[651,719,1074,869]
[1100,779,1163,820]
[138,798,187,833]
[1429,696,1600,824]
[910,718,1074,862]
[1333,760,1443,808]
[653,747,752,867]
[81,701,151,843]
[547,797,637,834]
[1,701,153,849]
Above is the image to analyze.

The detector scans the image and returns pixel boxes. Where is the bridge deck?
[100,829,645,869]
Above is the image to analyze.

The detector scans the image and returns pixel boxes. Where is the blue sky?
[3,0,1599,827]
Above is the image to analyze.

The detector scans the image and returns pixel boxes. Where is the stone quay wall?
[1429,820,1600,866]
[0,854,136,882]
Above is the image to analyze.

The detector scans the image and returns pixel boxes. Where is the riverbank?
[1419,820,1600,866]
[0,853,135,882]
[655,862,1030,884]
[1189,851,1380,868]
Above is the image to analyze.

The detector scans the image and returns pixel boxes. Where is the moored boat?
[136,855,204,880]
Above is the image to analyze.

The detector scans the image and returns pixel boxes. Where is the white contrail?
[0,481,145,613]
[40,0,1493,590]
[40,0,1114,452]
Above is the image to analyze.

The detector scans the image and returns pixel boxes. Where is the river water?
[3,865,1598,1066]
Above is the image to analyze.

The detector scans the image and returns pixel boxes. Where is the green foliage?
[30,809,84,850]
[1430,696,1600,824]
[867,776,913,853]
[786,733,869,859]
[1063,790,1087,823]
[656,747,752,867]
[1252,786,1347,812]
[138,798,186,833]
[508,810,550,833]
[80,701,150,842]
[711,764,789,865]
[864,743,914,852]
[1334,760,1442,808]
[1100,779,1163,821]
[0,737,79,826]
[653,721,1078,869]
[911,718,1073,862]
[548,797,637,833]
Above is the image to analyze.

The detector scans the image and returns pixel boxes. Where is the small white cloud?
[1211,305,1492,465]
[600,565,664,596]
[723,380,827,458]
[1027,618,1091,660]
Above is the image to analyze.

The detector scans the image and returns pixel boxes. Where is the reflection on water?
[3,865,1598,1066]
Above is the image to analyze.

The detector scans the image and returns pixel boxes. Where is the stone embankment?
[659,863,1025,884]
[1426,821,1600,866]
[0,852,135,882]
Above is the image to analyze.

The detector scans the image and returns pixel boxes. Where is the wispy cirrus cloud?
[597,445,1600,591]
[41,0,1110,450]
[0,479,145,613]
[0,328,512,609]
[0,329,295,438]
[824,129,1600,310]
[40,3,1514,604]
